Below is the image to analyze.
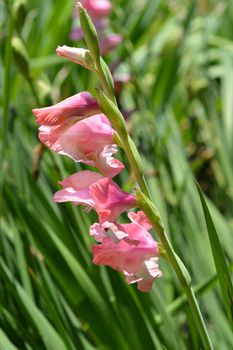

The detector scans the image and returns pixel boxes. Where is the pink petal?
[32,92,99,125]
[53,170,103,208]
[89,177,136,223]
[92,238,161,292]
[124,258,162,292]
[80,0,112,18]
[128,211,152,230]
[98,146,124,178]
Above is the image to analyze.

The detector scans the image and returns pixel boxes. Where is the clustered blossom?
[70,0,122,54]
[32,7,162,292]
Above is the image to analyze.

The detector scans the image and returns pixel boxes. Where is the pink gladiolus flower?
[89,177,136,223]
[100,34,123,54]
[32,92,99,125]
[53,170,103,210]
[91,214,162,292]
[40,114,123,177]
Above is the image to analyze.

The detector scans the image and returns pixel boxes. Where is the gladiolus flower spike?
[32,5,162,293]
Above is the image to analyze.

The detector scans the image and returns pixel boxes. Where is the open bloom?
[59,114,124,177]
[91,212,162,292]
[32,91,99,125]
[89,177,136,223]
[53,170,103,210]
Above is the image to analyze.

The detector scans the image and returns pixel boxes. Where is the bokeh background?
[1,0,233,349]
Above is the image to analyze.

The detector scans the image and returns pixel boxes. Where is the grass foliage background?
[1,0,233,349]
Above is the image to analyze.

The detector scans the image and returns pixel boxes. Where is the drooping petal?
[124,257,162,292]
[89,177,136,223]
[53,170,103,208]
[32,92,99,125]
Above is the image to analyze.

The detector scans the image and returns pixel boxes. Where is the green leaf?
[0,328,18,350]
[196,182,233,328]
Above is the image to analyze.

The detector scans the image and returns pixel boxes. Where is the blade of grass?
[196,182,233,328]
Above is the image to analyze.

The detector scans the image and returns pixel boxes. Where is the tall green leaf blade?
[0,328,18,350]
[196,183,233,328]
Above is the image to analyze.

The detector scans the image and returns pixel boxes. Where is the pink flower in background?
[80,0,112,19]
[89,177,136,223]
[71,0,122,54]
[53,170,103,209]
[32,92,99,125]
[92,213,162,292]
[100,34,123,54]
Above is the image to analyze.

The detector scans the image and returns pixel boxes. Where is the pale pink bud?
[56,45,96,71]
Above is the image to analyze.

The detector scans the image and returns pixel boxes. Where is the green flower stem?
[136,190,213,350]
[122,135,151,198]
[96,68,213,350]
[95,59,116,104]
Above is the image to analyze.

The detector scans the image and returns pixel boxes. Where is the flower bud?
[76,2,100,62]
[56,46,96,71]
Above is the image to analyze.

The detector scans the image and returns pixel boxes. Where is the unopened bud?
[56,45,96,71]
[76,2,100,62]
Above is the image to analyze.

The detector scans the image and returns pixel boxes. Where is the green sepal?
[95,89,127,137]
[135,188,164,235]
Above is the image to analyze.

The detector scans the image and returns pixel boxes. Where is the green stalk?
[96,55,214,350]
